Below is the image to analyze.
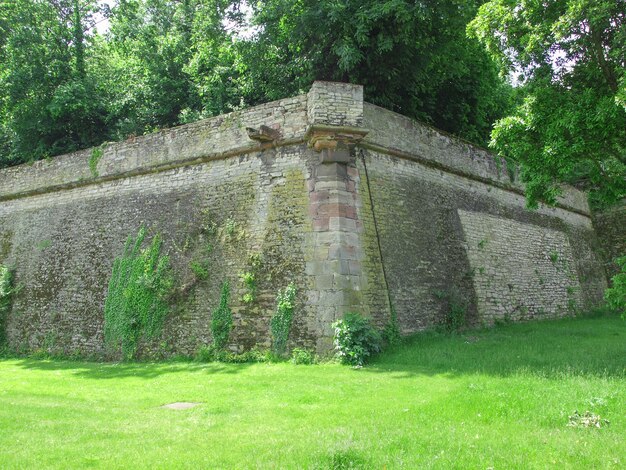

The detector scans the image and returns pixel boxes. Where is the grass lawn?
[0,315,624,469]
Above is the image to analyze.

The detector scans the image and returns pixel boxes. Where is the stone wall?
[359,102,606,330]
[0,81,610,357]
[593,203,626,278]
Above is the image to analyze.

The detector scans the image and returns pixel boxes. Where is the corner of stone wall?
[307,81,364,128]
[304,81,392,352]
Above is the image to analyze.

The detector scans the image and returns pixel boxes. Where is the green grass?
[1,315,624,469]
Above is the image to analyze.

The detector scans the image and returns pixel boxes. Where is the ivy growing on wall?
[211,280,232,350]
[383,305,401,347]
[104,227,173,360]
[0,265,15,347]
[239,252,263,304]
[89,146,104,178]
[270,282,297,356]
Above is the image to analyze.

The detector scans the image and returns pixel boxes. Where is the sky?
[92,1,256,39]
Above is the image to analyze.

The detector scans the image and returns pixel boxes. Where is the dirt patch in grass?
[161,402,202,410]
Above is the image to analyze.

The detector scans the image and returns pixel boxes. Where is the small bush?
[332,312,382,366]
[195,345,215,362]
[195,345,270,363]
[221,349,271,364]
[290,347,315,365]
[605,256,626,318]
[89,146,103,177]
[270,282,297,356]
[446,300,467,332]
[211,281,232,350]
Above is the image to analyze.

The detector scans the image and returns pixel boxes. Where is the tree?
[101,0,243,139]
[469,0,626,209]
[1,0,513,165]
[0,0,108,166]
[240,0,512,147]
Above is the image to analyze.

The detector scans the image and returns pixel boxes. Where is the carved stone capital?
[305,125,369,163]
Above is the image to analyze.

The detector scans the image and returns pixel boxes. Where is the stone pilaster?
[304,82,372,351]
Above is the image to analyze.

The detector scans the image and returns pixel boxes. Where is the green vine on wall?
[211,280,233,350]
[239,252,262,304]
[104,227,173,360]
[270,282,297,356]
[434,287,468,333]
[383,305,401,346]
[0,265,15,347]
[89,146,104,177]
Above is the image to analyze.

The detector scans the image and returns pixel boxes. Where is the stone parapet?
[0,94,309,201]
[361,103,590,216]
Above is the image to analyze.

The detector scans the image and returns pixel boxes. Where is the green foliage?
[195,344,271,364]
[435,288,468,333]
[383,306,401,347]
[194,345,215,362]
[270,282,297,356]
[0,265,15,347]
[211,280,232,350]
[244,0,512,147]
[550,251,560,264]
[332,312,382,367]
[605,256,626,319]
[190,261,209,280]
[0,0,512,166]
[104,227,173,360]
[0,0,109,166]
[239,253,262,303]
[0,0,242,166]
[89,146,103,177]
[100,0,245,141]
[469,0,626,209]
[446,300,468,333]
[290,348,315,365]
[188,227,214,281]
[239,272,255,303]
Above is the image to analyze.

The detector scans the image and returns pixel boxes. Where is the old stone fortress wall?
[0,81,613,355]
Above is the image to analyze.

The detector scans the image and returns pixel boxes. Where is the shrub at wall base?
[332,313,382,367]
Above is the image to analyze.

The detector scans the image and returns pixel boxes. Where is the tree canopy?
[241,0,512,146]
[0,0,107,164]
[469,0,625,209]
[0,0,512,168]
[1,0,623,211]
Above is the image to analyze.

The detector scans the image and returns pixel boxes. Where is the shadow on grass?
[3,315,624,381]
[367,315,625,380]
[7,358,257,380]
